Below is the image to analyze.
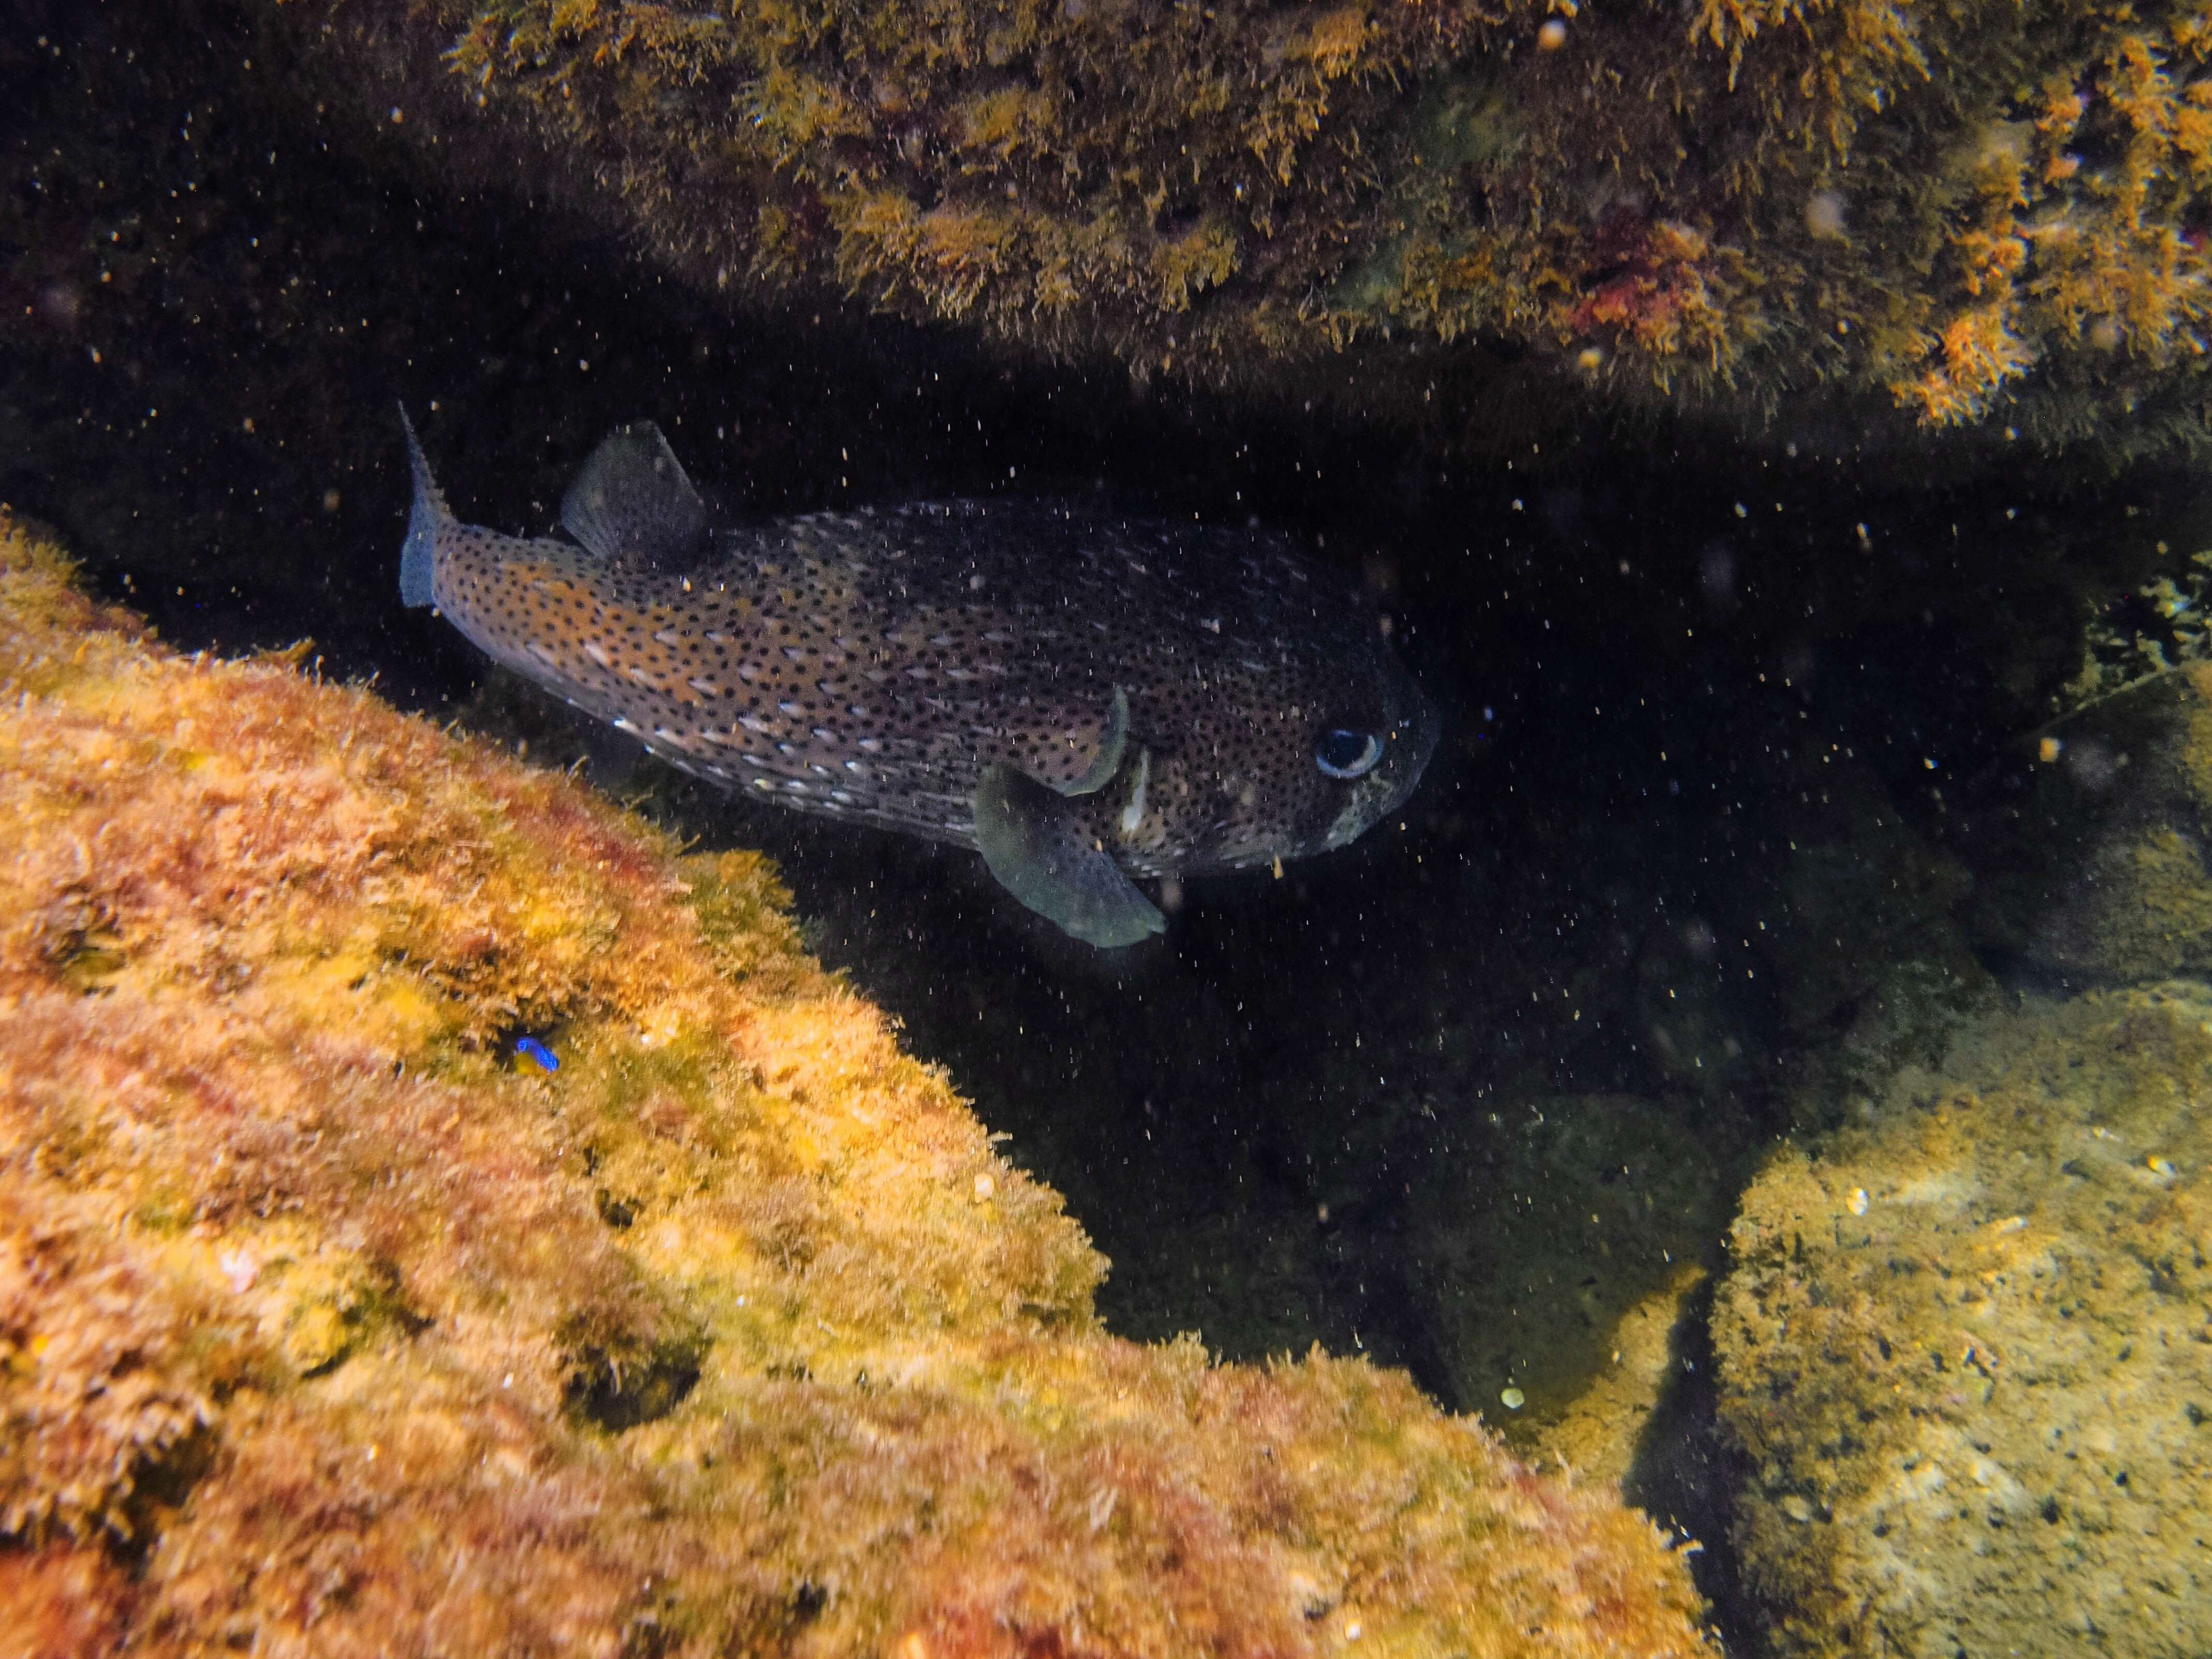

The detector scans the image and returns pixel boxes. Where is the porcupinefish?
[398,408,1437,947]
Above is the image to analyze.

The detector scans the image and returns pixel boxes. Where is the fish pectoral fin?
[560,421,713,568]
[1060,685,1130,797]
[974,762,1166,949]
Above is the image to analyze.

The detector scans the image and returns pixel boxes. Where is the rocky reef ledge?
[0,511,1709,1658]
[238,0,2212,462]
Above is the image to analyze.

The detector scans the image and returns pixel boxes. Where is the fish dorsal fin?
[974,762,1167,948]
[560,421,712,567]
[397,403,448,610]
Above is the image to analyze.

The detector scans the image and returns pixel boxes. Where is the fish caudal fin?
[397,403,448,609]
[974,762,1166,948]
[561,421,712,568]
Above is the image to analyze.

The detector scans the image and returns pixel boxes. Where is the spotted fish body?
[400,410,1437,945]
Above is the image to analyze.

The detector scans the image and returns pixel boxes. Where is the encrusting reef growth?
[252,0,2212,460]
[0,510,1713,1656]
[1711,665,2212,1657]
[1715,987,2212,1659]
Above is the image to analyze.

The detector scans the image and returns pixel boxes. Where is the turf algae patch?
[0,510,1713,1657]
[1717,988,2212,1659]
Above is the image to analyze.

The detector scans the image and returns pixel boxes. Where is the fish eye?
[1315,727,1384,780]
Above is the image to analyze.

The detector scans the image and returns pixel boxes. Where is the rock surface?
[1972,666,2212,987]
[0,512,1713,1657]
[1716,984,2212,1659]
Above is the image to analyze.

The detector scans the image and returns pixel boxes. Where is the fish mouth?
[1380,683,1442,817]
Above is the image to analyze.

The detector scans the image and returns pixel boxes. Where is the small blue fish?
[514,1035,560,1073]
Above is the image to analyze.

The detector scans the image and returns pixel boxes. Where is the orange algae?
[0,512,1712,1656]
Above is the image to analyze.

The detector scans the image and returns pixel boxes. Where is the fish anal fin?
[974,762,1166,948]
[561,421,713,569]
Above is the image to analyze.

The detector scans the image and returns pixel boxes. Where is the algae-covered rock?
[1748,754,1998,1130]
[1715,986,2212,1659]
[1969,664,2212,985]
[0,510,1712,1657]
[1398,1093,1730,1479]
[244,0,2212,460]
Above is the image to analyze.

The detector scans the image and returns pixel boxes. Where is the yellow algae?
[0,512,1711,1656]
[1150,219,1242,314]
[955,86,1057,160]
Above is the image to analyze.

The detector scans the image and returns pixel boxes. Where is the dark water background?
[8,1,2205,1634]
